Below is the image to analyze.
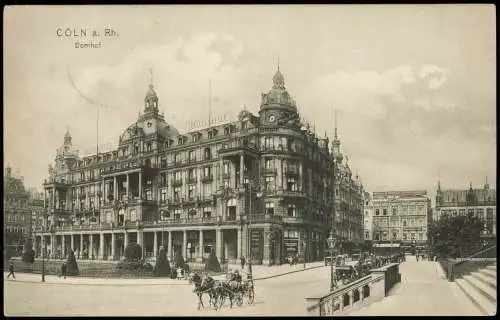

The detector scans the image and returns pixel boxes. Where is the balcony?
[172,179,183,187]
[143,216,218,227]
[247,214,283,224]
[285,166,299,175]
[218,139,259,157]
[277,189,307,199]
[263,167,277,175]
[201,175,214,184]
[187,177,198,184]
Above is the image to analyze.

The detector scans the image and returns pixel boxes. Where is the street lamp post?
[247,177,263,278]
[327,231,337,292]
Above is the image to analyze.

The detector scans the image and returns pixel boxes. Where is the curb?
[254,264,324,281]
[5,265,324,286]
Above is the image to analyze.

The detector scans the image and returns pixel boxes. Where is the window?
[265,202,275,215]
[130,209,137,221]
[241,121,247,130]
[365,232,370,239]
[223,162,230,175]
[287,177,297,191]
[265,159,273,170]
[146,190,152,200]
[146,143,152,152]
[188,169,196,181]
[403,220,407,227]
[189,150,195,162]
[403,233,407,240]
[392,231,398,240]
[204,147,211,160]
[161,157,167,168]
[287,204,296,217]
[284,229,299,238]
[192,134,199,143]
[188,185,195,200]
[160,189,167,202]
[383,209,387,215]
[178,137,185,145]
[174,153,181,164]
[375,209,380,216]
[203,207,212,218]
[459,209,466,216]
[134,144,139,154]
[174,209,181,220]
[265,137,273,150]
[174,187,181,201]
[392,208,397,215]
[265,176,274,191]
[160,173,167,186]
[203,166,212,178]
[174,171,182,181]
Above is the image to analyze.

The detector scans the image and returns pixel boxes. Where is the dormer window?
[224,127,230,135]
[165,139,173,149]
[208,129,217,139]
[178,136,185,145]
[192,133,201,143]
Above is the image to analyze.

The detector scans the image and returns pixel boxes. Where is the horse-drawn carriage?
[190,271,255,311]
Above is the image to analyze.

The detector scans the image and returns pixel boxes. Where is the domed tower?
[259,62,299,126]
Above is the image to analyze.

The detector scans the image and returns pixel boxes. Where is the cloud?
[418,65,448,90]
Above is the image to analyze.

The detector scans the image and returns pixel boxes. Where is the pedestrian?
[61,262,67,279]
[240,256,246,270]
[6,261,16,280]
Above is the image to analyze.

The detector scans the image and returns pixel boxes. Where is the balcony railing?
[187,177,198,184]
[201,175,214,183]
[143,217,218,227]
[247,214,283,224]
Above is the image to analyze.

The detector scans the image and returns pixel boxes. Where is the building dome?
[260,68,297,111]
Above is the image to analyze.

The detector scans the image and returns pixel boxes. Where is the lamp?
[327,230,337,291]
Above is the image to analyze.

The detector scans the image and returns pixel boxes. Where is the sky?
[3,5,496,203]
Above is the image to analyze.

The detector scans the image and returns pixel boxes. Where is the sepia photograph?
[3,4,496,316]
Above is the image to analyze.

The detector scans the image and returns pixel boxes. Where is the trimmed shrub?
[116,259,153,272]
[173,250,185,269]
[66,249,80,276]
[124,243,143,261]
[153,247,171,277]
[21,238,35,263]
[204,250,221,273]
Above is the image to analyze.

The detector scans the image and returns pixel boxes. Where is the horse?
[191,273,217,310]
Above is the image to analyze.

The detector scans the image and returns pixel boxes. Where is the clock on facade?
[268,115,276,123]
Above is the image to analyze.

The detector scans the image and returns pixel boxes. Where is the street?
[4,266,334,316]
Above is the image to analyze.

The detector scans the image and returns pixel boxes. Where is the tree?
[124,243,143,261]
[173,249,185,269]
[66,249,80,276]
[429,214,484,259]
[204,250,221,273]
[153,246,171,277]
[21,238,35,263]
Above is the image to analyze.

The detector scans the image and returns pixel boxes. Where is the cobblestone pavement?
[4,262,331,316]
[345,260,483,316]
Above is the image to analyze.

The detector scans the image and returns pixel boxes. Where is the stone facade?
[4,167,32,248]
[435,180,496,242]
[32,68,365,264]
[369,190,431,252]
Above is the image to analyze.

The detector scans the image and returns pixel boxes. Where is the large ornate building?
[32,67,367,264]
[435,179,496,245]
[330,127,365,253]
[4,167,32,249]
[370,190,432,253]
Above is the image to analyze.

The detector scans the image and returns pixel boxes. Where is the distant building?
[435,179,496,245]
[370,190,432,253]
[331,124,365,253]
[29,190,45,238]
[363,191,373,241]
[4,167,32,248]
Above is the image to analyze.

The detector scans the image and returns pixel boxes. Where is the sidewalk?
[3,262,324,286]
[345,260,483,316]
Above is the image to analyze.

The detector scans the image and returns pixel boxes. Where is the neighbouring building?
[31,67,359,265]
[4,167,32,250]
[370,190,432,253]
[435,179,496,246]
[28,189,45,238]
[330,125,365,254]
[363,191,373,241]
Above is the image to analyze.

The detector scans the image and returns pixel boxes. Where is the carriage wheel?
[235,292,244,307]
[246,287,255,304]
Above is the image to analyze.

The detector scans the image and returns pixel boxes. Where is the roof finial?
[149,68,153,87]
[437,174,441,190]
[277,56,280,72]
[334,109,338,139]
